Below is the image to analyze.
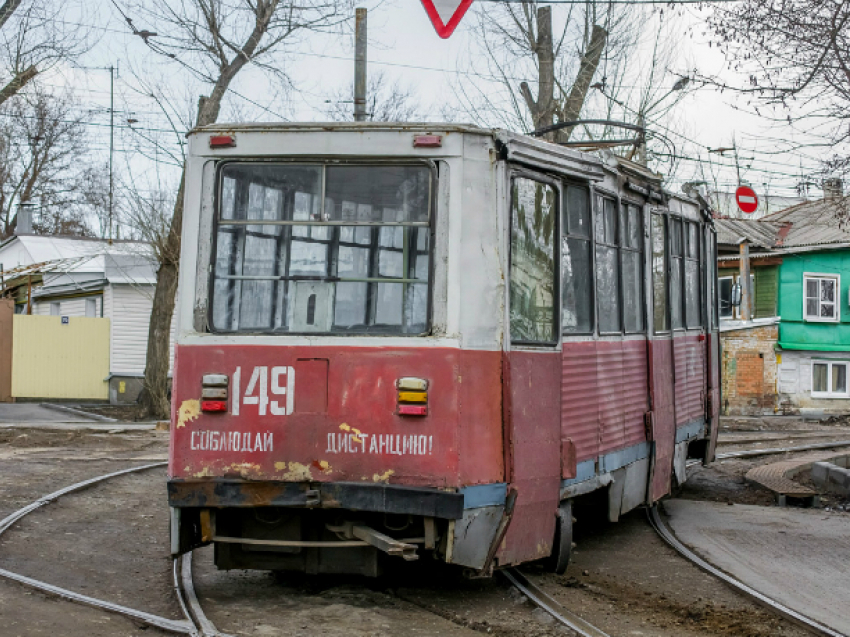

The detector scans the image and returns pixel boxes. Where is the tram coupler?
[327,521,419,561]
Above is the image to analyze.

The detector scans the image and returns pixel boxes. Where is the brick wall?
[721,324,779,415]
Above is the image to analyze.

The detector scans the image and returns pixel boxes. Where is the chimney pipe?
[15,204,33,235]
[823,178,843,201]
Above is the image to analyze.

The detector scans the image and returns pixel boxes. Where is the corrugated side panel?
[673,334,705,425]
[621,340,650,447]
[562,341,600,462]
[109,284,175,375]
[597,341,625,453]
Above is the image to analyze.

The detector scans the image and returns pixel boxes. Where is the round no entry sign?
[736,185,759,214]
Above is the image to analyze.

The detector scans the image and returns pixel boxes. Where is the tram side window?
[595,195,621,333]
[621,203,645,333]
[669,218,684,329]
[510,178,557,344]
[652,214,669,333]
[562,185,593,334]
[685,221,702,328]
[211,163,432,335]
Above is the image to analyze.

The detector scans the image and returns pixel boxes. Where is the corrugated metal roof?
[714,219,782,248]
[760,197,850,247]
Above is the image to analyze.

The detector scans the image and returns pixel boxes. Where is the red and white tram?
[168,123,720,576]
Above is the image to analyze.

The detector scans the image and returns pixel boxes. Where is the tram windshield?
[210,163,432,334]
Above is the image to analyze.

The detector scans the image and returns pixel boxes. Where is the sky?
[36,0,834,216]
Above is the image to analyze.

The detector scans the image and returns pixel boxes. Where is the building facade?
[716,191,850,415]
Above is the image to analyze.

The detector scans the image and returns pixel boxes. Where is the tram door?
[500,173,562,566]
[648,211,677,500]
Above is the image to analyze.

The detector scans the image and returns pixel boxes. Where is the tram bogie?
[168,123,720,576]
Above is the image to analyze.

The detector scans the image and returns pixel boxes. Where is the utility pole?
[636,113,646,166]
[108,64,115,245]
[354,8,367,122]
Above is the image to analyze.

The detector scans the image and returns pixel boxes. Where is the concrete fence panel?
[12,315,110,400]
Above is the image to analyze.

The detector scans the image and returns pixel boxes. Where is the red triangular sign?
[420,0,474,39]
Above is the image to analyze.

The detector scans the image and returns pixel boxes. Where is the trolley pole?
[354,8,367,122]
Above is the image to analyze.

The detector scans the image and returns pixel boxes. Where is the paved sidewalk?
[0,403,95,423]
[664,499,850,635]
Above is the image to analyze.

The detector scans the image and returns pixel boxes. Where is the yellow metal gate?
[11,315,110,400]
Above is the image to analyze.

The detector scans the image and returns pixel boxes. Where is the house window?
[804,275,839,322]
[50,302,60,316]
[86,298,97,317]
[812,361,849,398]
[718,273,755,319]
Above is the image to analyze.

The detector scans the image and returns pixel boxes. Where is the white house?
[0,234,174,403]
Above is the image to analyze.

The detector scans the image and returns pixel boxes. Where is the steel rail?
[0,461,224,636]
[715,440,850,460]
[502,568,611,637]
[647,505,846,637]
[177,552,235,637]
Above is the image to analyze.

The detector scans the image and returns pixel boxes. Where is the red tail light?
[201,400,228,412]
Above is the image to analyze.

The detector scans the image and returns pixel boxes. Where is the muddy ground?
[0,423,825,637]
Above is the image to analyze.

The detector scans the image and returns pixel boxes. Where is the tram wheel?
[544,500,573,575]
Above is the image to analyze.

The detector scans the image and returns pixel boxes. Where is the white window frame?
[803,273,840,323]
[811,360,850,398]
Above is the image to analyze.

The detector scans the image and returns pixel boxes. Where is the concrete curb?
[39,403,119,423]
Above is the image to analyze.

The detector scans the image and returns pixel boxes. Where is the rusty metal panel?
[561,341,600,461]
[457,350,504,486]
[170,345,503,489]
[498,350,561,566]
[597,341,626,453]
[622,340,650,447]
[673,334,706,425]
[648,337,676,501]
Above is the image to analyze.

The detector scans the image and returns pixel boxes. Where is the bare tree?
[326,71,421,122]
[0,1,92,107]
[128,0,352,419]
[454,1,692,172]
[0,87,96,239]
[706,0,850,177]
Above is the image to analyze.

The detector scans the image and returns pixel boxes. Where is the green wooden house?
[716,188,850,414]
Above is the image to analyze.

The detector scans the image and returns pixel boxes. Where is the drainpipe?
[739,241,751,322]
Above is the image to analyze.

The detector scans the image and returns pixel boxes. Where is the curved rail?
[502,568,611,637]
[647,505,845,637]
[0,462,229,636]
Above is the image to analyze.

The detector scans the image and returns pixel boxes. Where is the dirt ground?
[0,425,818,637]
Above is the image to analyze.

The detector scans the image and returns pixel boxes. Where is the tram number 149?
[232,366,295,416]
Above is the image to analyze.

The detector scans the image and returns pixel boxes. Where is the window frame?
[620,198,646,334]
[651,211,670,334]
[811,360,850,398]
[561,179,595,336]
[684,220,703,329]
[208,159,437,336]
[803,273,840,323]
[508,169,561,348]
[593,189,624,335]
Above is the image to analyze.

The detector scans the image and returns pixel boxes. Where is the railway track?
[2,459,839,637]
[647,505,845,637]
[0,462,231,637]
